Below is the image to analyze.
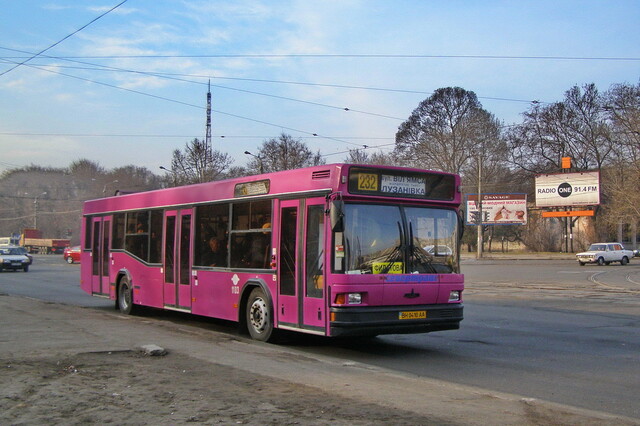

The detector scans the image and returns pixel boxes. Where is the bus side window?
[84,217,92,250]
[149,210,163,263]
[230,200,272,269]
[194,203,229,267]
[124,211,149,261]
[112,213,125,249]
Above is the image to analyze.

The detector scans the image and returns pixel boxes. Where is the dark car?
[0,247,30,272]
[63,246,81,264]
[14,246,33,265]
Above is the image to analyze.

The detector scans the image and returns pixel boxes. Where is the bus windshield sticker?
[234,180,270,197]
[372,262,403,274]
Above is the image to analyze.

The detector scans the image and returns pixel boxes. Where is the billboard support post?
[476,155,483,260]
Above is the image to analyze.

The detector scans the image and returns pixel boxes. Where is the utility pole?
[476,155,483,259]
[33,192,47,229]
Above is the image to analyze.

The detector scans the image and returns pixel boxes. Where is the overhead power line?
[0,132,394,140]
[4,53,639,61]
[3,58,366,148]
[0,46,546,105]
[0,0,128,78]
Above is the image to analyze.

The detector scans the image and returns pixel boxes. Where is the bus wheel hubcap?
[250,298,268,332]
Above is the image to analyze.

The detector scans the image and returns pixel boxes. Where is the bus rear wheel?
[246,287,274,342]
[117,276,135,315]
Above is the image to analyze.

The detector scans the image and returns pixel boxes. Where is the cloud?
[87,6,138,15]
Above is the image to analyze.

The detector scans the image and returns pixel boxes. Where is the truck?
[0,236,20,246]
[576,242,634,266]
[6,228,71,254]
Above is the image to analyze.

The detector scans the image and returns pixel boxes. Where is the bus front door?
[277,199,326,333]
[163,209,193,311]
[90,216,111,296]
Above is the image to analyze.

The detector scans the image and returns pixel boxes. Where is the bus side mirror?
[330,200,344,232]
[458,210,465,239]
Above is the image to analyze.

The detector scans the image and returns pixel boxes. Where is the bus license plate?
[399,310,426,320]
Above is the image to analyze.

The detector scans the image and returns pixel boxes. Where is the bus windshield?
[340,204,459,274]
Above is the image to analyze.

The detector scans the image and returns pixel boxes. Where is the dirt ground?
[2,350,441,425]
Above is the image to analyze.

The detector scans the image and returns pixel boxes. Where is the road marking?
[626,273,640,285]
[589,270,640,293]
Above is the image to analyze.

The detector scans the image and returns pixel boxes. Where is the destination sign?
[234,179,270,197]
[380,175,426,196]
[348,167,455,201]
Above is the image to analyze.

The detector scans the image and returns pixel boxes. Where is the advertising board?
[535,172,600,207]
[466,194,527,225]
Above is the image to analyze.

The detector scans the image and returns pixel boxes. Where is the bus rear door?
[90,216,111,296]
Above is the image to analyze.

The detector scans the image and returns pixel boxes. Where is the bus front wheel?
[246,287,274,342]
[117,277,135,315]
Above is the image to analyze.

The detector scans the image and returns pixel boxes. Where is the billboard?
[535,172,600,207]
[466,193,527,225]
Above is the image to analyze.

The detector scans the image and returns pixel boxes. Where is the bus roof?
[83,163,460,215]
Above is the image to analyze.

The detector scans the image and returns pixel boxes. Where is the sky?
[1,0,639,175]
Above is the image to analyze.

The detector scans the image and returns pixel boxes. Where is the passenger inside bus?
[201,237,226,267]
[242,222,271,268]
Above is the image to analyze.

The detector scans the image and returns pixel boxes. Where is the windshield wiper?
[407,221,438,273]
[378,222,405,274]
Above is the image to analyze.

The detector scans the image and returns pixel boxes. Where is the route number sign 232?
[358,173,379,191]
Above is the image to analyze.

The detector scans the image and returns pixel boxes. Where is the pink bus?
[81,164,464,341]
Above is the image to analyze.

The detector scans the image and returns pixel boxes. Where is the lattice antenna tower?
[205,80,212,151]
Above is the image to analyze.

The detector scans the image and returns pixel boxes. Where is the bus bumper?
[329,304,463,337]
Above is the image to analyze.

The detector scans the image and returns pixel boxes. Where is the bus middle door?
[163,209,193,311]
[277,200,299,326]
[277,199,326,333]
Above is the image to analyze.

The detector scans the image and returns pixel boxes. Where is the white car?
[576,243,634,266]
[423,245,453,256]
[0,247,31,272]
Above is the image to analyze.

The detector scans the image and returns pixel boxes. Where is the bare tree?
[0,160,167,244]
[606,82,640,148]
[507,83,623,247]
[508,84,614,174]
[170,138,233,185]
[601,82,640,237]
[395,87,502,175]
[344,149,399,166]
[345,148,370,164]
[108,165,163,194]
[248,133,324,173]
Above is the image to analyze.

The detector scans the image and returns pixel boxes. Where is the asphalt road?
[1,254,639,420]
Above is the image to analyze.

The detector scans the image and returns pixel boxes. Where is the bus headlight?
[449,290,461,302]
[335,293,362,305]
[347,293,362,304]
